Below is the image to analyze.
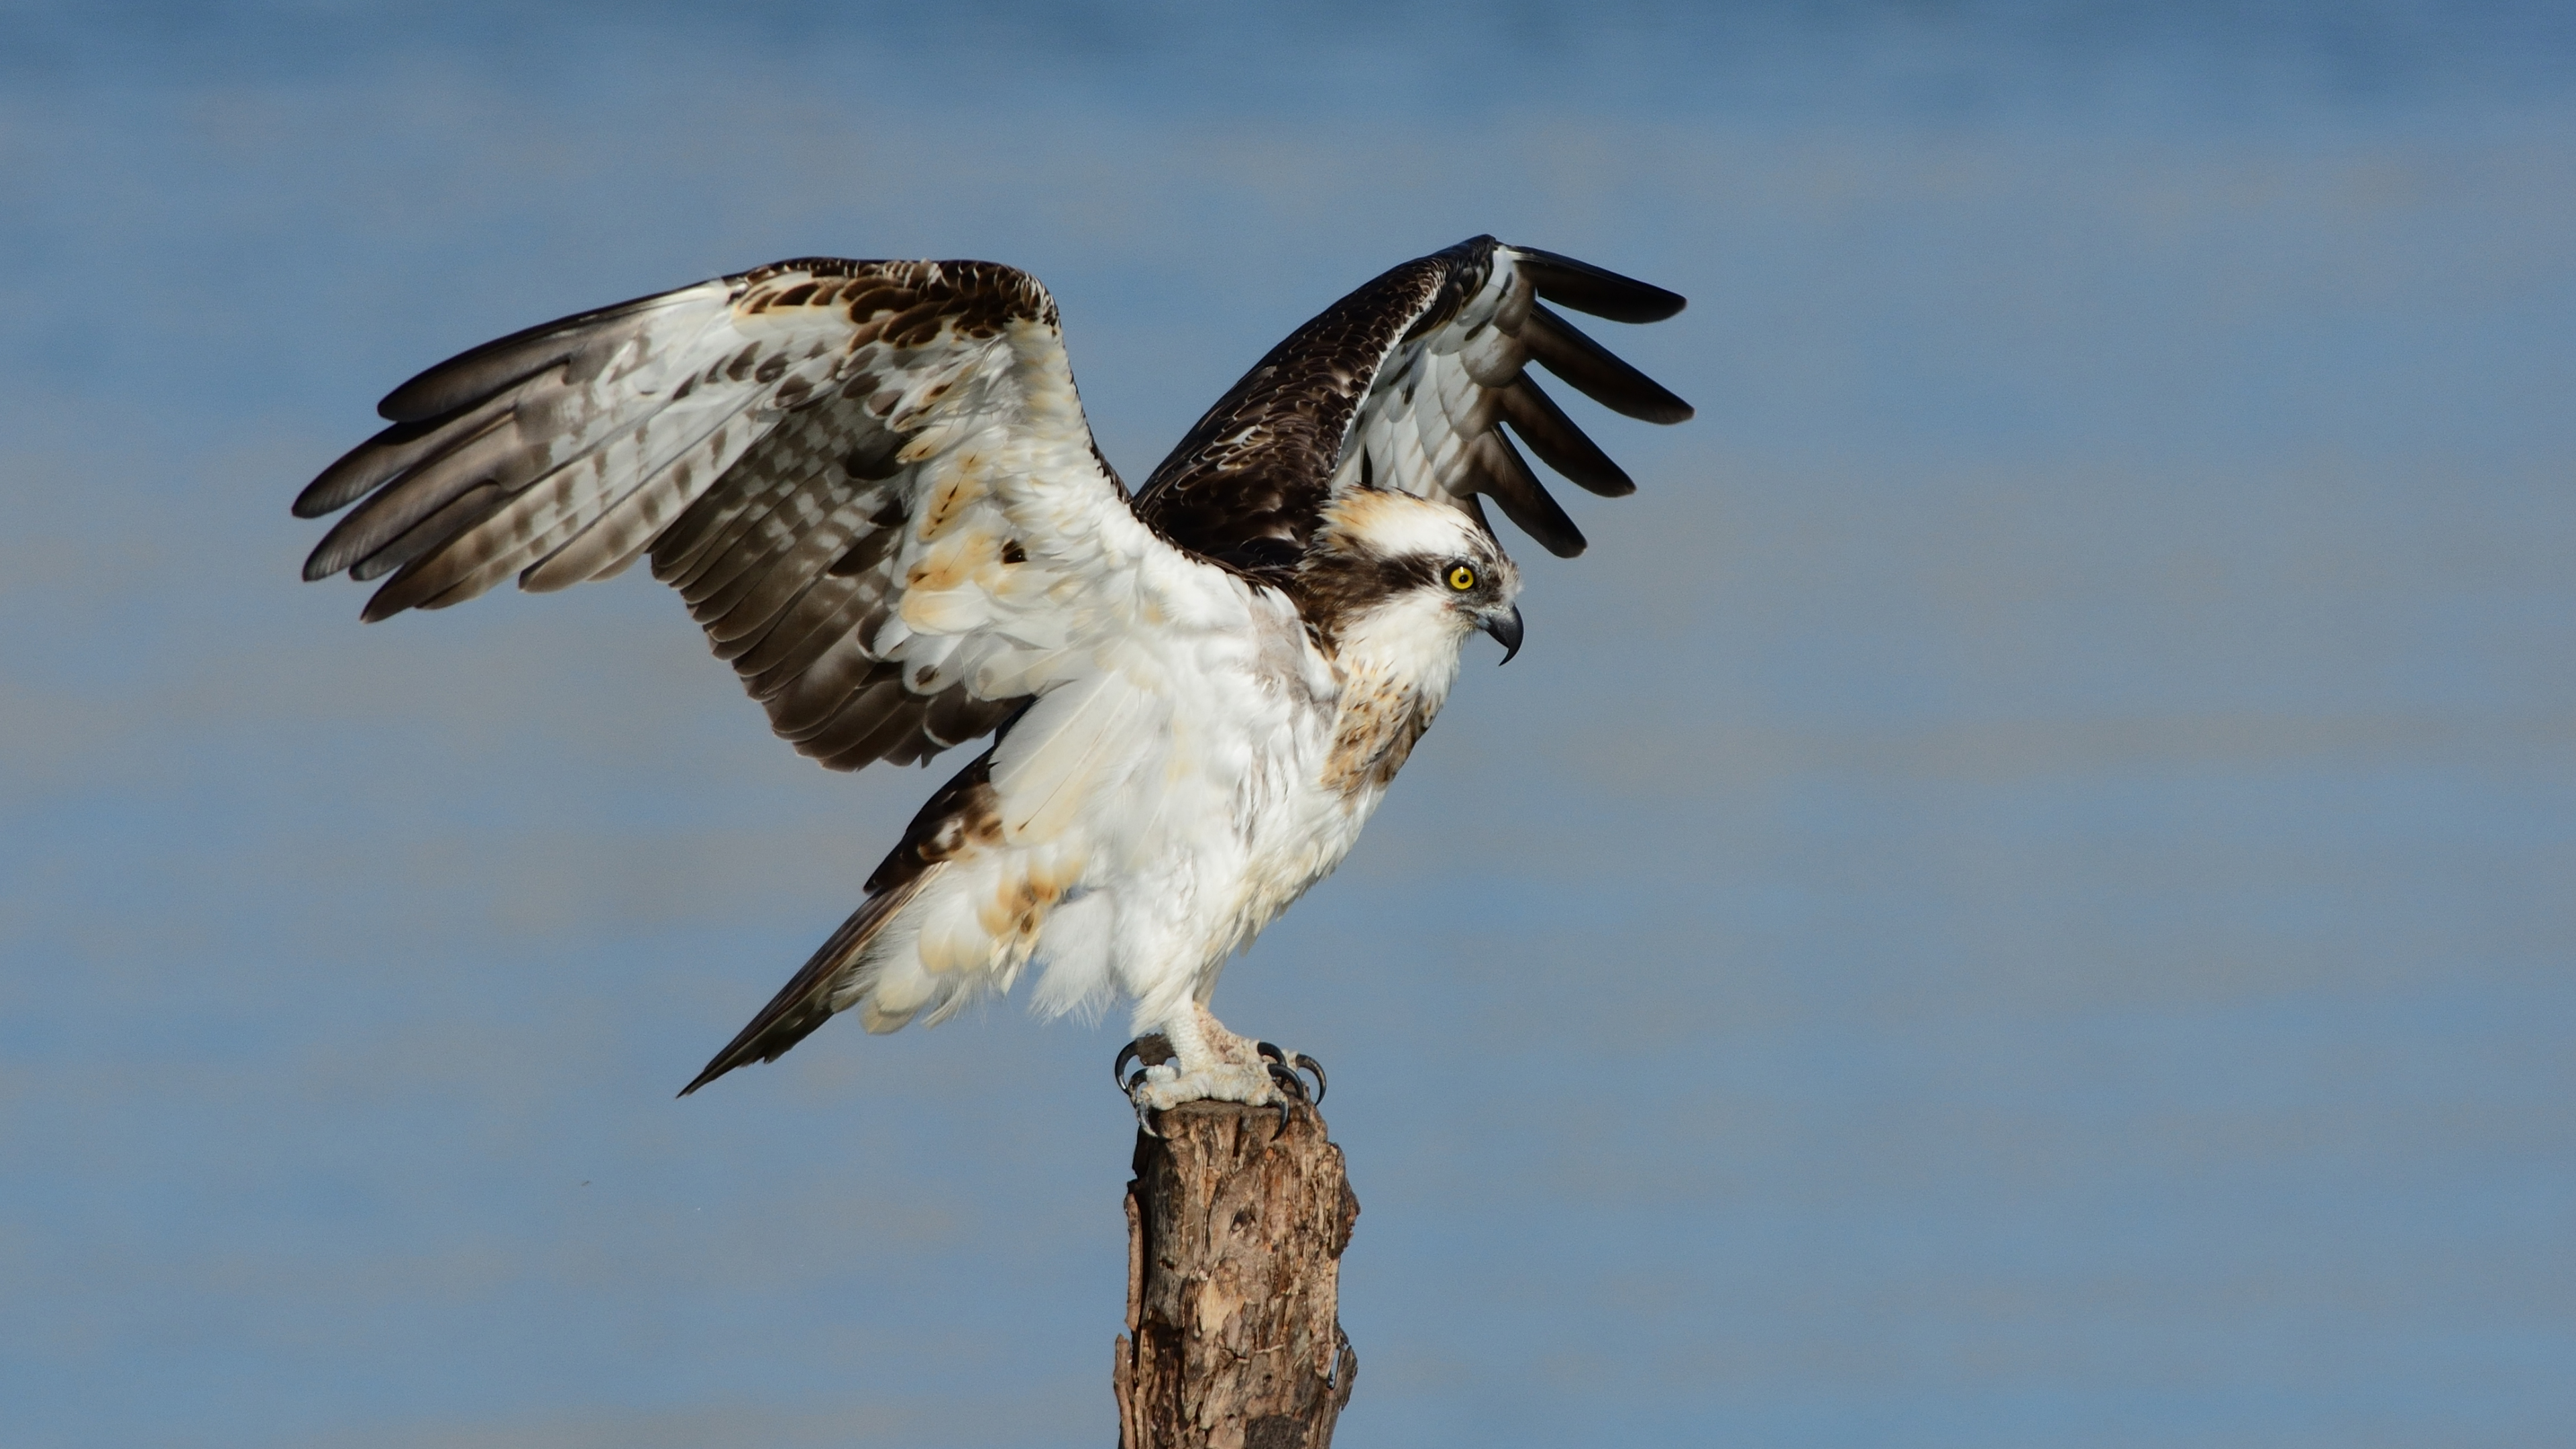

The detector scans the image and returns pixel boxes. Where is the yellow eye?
[1447,564,1478,592]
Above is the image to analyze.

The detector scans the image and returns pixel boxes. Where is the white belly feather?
[843,564,1458,1039]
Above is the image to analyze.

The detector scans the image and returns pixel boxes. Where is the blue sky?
[2,4,2571,1446]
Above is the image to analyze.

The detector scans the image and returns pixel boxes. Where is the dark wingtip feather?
[303,496,419,582]
[1498,375,1636,498]
[378,338,568,424]
[1470,429,1588,559]
[358,574,421,623]
[1523,305,1695,425]
[294,429,405,519]
[1509,245,1686,324]
[374,285,689,422]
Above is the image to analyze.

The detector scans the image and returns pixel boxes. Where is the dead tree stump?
[1113,1101,1360,1449]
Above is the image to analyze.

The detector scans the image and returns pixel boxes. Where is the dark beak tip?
[1485,605,1525,664]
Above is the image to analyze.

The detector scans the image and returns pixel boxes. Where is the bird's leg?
[1122,1002,1323,1124]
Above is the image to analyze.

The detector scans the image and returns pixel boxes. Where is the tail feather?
[678,869,936,1095]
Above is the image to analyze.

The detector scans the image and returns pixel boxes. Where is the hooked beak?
[1483,604,1524,664]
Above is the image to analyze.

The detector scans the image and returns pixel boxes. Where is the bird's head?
[1297,490,1525,664]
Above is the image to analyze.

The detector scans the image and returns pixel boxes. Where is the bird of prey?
[295,235,1689,1116]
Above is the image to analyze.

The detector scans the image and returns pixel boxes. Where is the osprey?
[296,236,1688,1117]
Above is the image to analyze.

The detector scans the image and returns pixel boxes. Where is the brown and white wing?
[1134,235,1693,568]
[297,258,1153,769]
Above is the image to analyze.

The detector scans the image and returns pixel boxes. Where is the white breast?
[844,562,1464,1039]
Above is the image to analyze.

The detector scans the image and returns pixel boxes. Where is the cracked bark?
[1113,1102,1360,1449]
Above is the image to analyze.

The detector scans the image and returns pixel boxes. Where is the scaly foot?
[1111,1009,1328,1134]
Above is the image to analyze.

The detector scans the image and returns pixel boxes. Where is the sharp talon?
[1273,1099,1292,1132]
[1264,1060,1309,1104]
[1131,1095,1162,1138]
[1293,1053,1327,1103]
[1114,1034,1173,1094]
[1258,1042,1324,1102]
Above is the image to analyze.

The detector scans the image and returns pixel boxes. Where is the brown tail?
[678,871,934,1096]
[682,744,1002,1096]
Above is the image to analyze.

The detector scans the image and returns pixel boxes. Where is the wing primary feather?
[301,409,519,579]
[294,390,515,519]
[349,483,507,587]
[1497,374,1635,497]
[376,286,705,423]
[1522,303,1696,424]
[376,396,767,618]
[1467,428,1587,557]
[1510,246,1688,323]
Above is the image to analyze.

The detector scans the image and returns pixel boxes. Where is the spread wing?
[1135,234,1691,568]
[297,258,1156,769]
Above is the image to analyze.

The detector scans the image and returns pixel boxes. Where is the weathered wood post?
[1112,1101,1360,1449]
